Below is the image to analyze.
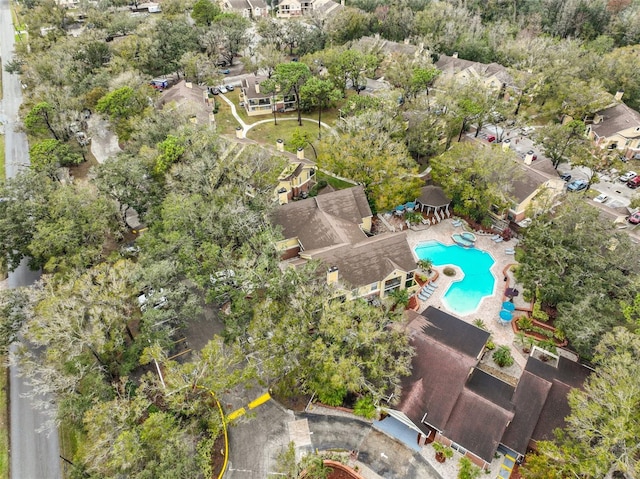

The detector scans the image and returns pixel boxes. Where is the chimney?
[452,52,458,58]
[403,38,410,45]
[255,81,260,94]
[276,139,284,152]
[524,150,534,165]
[327,266,339,285]
[615,90,624,101]
[297,147,304,159]
[340,0,344,5]
[235,126,243,139]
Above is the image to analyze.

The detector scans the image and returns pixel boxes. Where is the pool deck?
[407,219,527,370]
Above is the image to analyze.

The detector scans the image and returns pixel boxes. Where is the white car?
[619,171,637,182]
[593,193,609,203]
[218,85,228,94]
[138,288,167,311]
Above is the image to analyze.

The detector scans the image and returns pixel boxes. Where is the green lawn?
[316,170,356,190]
[0,357,8,479]
[247,121,325,154]
[213,97,241,135]
[59,419,83,474]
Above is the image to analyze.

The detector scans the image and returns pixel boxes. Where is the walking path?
[217,93,336,138]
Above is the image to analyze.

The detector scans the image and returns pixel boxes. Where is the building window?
[451,442,467,455]
[405,272,414,288]
[383,277,401,295]
[370,282,378,292]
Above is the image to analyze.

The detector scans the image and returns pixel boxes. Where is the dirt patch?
[271,390,311,412]
[69,150,99,182]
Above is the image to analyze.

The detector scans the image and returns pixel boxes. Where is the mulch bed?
[211,434,226,478]
[327,467,359,479]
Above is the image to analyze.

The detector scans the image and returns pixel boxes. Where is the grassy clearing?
[317,170,356,190]
[59,419,83,475]
[0,356,9,479]
[247,121,325,153]
[213,98,241,135]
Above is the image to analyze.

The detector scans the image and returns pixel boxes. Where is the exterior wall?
[274,166,317,204]
[276,0,303,17]
[434,432,489,470]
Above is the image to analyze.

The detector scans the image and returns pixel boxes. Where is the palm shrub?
[417,258,433,273]
[458,457,482,479]
[354,396,377,419]
[492,345,514,368]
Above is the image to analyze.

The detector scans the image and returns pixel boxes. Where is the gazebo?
[416,185,452,218]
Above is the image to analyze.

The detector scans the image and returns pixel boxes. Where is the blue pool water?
[415,241,495,316]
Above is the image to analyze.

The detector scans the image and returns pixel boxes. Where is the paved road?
[298,413,441,479]
[1,0,62,476]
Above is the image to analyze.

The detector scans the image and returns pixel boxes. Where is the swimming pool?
[415,240,495,316]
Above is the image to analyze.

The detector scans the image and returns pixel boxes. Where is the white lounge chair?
[505,248,515,254]
[490,234,501,241]
[494,237,504,243]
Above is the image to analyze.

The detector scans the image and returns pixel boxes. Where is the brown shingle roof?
[421,306,490,357]
[416,185,451,208]
[443,388,514,462]
[592,103,640,139]
[511,168,548,204]
[311,232,416,288]
[397,313,480,432]
[500,371,552,455]
[271,185,371,252]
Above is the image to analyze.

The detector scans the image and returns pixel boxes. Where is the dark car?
[209,87,220,95]
[560,172,572,182]
[567,179,588,192]
[353,84,366,91]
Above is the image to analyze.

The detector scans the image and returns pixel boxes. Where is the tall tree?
[191,0,220,26]
[522,328,640,479]
[273,62,311,126]
[430,142,523,223]
[300,77,341,138]
[209,13,250,66]
[534,120,588,169]
[317,121,421,212]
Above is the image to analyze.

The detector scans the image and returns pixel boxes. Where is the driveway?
[297,413,441,479]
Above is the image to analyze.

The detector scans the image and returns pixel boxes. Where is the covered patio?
[416,186,452,224]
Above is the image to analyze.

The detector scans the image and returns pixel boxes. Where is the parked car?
[486,135,496,143]
[353,84,366,92]
[559,172,572,182]
[225,84,235,91]
[219,69,231,74]
[137,288,168,311]
[567,179,588,192]
[218,85,228,94]
[627,176,640,189]
[619,171,637,182]
[628,211,640,224]
[209,87,220,95]
[521,126,534,136]
[593,193,609,203]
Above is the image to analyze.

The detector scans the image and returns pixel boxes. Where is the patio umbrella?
[395,204,406,212]
[499,310,513,322]
[502,301,516,311]
[505,288,520,298]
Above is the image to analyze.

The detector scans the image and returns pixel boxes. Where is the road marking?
[248,392,271,409]
[227,407,247,421]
